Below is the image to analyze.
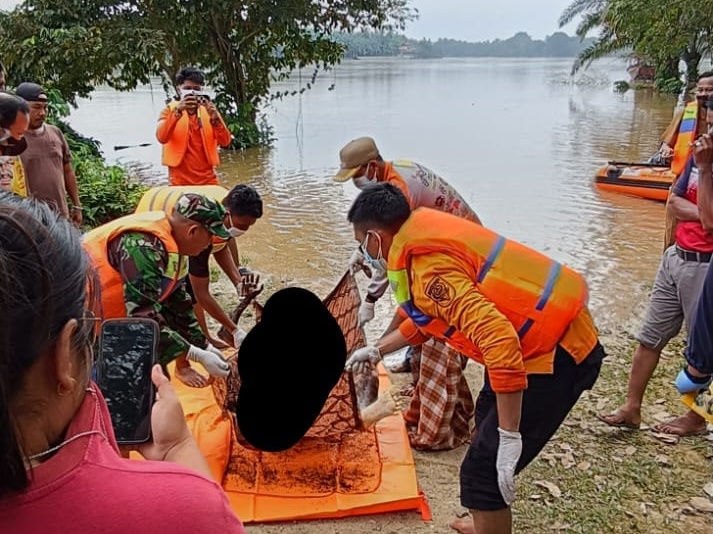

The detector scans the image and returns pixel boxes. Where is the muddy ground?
[208,272,713,533]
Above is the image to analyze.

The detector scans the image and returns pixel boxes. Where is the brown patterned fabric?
[211,272,384,496]
[403,339,474,451]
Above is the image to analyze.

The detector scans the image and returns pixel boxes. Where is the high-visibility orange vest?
[83,212,189,319]
[135,185,230,252]
[671,102,698,176]
[388,208,588,360]
[161,102,220,168]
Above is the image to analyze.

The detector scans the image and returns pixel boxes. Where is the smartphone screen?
[96,319,159,444]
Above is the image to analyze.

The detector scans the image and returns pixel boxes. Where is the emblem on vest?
[425,276,455,307]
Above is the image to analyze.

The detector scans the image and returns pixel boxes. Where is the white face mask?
[226,217,246,238]
[353,176,374,190]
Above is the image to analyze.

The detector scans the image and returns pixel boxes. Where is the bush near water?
[47,90,149,229]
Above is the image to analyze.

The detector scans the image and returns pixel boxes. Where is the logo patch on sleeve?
[425,276,455,307]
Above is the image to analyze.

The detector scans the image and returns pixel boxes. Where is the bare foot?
[360,387,409,428]
[652,411,707,436]
[596,407,641,429]
[400,383,415,397]
[449,516,475,534]
[175,362,209,388]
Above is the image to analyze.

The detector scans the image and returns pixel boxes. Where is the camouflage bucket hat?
[175,193,230,240]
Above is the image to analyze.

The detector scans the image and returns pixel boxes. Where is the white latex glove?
[345,345,381,370]
[186,344,230,377]
[232,328,248,349]
[358,301,375,327]
[496,428,522,506]
[205,343,224,357]
[348,248,372,278]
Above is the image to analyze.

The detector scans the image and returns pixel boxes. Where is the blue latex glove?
[675,367,712,394]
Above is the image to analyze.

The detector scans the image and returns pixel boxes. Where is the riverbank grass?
[512,332,713,533]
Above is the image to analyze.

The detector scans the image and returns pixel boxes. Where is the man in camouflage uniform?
[87,193,231,387]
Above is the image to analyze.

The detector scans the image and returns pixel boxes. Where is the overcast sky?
[408,0,577,41]
[0,0,578,41]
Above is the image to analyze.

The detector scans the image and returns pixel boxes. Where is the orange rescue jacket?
[83,212,189,319]
[388,209,588,389]
[671,101,698,176]
[135,185,230,253]
[160,102,220,168]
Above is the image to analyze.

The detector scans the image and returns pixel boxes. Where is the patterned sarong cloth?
[403,339,474,451]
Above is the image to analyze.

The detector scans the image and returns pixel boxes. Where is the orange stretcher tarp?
[148,272,430,524]
[170,363,430,523]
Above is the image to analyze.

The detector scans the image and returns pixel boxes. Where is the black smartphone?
[95,318,159,445]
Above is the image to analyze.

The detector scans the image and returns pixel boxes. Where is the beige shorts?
[636,246,710,350]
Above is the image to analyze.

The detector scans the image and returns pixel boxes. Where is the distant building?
[398,44,416,58]
[627,56,656,85]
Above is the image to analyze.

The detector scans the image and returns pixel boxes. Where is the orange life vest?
[83,212,189,319]
[388,208,588,360]
[135,185,230,252]
[161,102,220,168]
[671,101,699,176]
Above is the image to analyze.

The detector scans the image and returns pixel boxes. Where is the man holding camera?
[156,67,232,186]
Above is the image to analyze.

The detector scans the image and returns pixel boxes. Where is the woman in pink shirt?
[0,193,245,534]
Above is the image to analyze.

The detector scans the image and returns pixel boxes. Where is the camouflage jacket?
[107,231,206,364]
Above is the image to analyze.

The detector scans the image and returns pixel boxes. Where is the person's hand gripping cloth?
[235,287,346,452]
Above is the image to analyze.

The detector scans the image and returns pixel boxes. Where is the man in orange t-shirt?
[156,67,232,186]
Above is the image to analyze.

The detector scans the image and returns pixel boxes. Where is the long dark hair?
[0,193,95,493]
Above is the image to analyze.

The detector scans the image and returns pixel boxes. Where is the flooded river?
[68,57,679,330]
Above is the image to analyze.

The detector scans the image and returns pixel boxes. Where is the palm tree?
[559,0,628,75]
[558,0,609,30]
[559,0,630,75]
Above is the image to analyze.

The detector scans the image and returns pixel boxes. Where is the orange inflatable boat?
[594,161,675,202]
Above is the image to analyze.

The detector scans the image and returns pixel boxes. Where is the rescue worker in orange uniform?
[344,183,605,534]
[83,193,231,387]
[156,67,232,186]
[334,136,482,325]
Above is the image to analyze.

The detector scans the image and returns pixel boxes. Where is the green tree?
[606,0,712,86]
[560,0,713,91]
[0,0,416,148]
[0,1,165,105]
[558,0,629,75]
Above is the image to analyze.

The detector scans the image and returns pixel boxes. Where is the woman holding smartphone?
[0,193,245,533]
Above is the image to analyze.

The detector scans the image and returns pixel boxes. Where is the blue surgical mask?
[361,231,387,272]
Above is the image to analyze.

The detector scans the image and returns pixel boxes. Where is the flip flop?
[595,412,640,430]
